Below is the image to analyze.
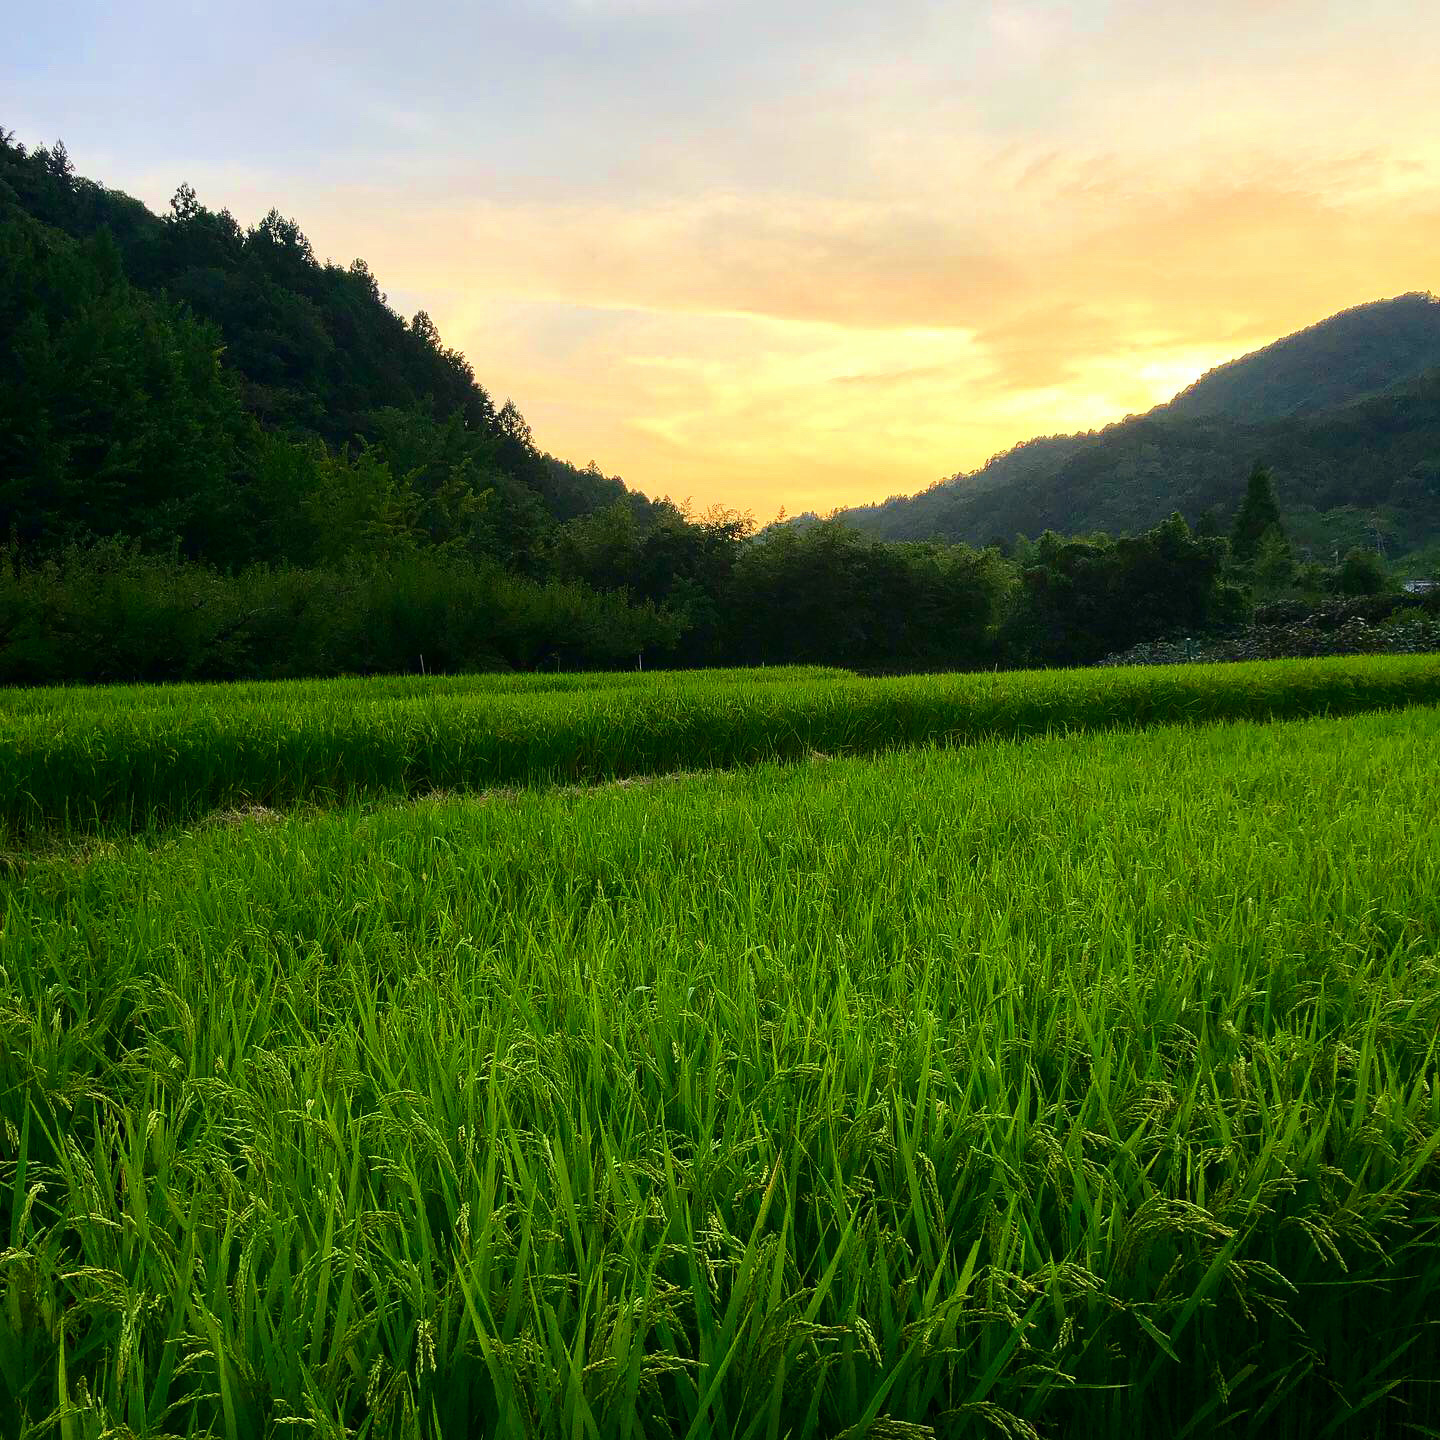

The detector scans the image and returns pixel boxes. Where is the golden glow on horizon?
[323,159,1440,518]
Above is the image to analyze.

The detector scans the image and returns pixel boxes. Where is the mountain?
[6,125,1438,589]
[0,129,655,566]
[822,295,1440,564]
[1162,294,1440,423]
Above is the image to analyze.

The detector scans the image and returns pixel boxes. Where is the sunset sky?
[9,0,1440,518]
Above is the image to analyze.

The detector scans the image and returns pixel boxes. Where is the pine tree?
[1231,464,1283,562]
[1253,524,1295,590]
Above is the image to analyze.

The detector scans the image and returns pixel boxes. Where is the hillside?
[826,295,1440,564]
[0,130,654,562]
[1163,294,1440,423]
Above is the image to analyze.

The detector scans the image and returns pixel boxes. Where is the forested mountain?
[1162,294,1440,423]
[820,296,1440,567]
[0,130,655,568]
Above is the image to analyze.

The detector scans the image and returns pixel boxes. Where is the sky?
[8,0,1440,518]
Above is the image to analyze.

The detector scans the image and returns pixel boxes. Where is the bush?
[1337,546,1390,596]
[0,545,682,685]
[1103,610,1440,666]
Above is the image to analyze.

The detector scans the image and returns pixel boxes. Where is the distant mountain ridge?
[820,294,1440,565]
[1160,293,1440,423]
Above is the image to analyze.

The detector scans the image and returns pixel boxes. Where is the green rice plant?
[1,707,1438,1436]
[0,665,849,722]
[2,654,1439,839]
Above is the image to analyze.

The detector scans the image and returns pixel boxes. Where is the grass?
[0,666,847,719]
[2,704,1439,1437]
[3,653,1440,838]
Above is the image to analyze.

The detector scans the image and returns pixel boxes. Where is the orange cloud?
[340,161,1435,516]
[200,21,1440,519]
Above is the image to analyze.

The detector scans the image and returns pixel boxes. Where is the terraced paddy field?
[3,655,1439,839]
[2,659,1439,1438]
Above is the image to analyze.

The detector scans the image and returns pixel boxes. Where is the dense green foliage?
[819,298,1440,561]
[3,654,1438,838]
[0,518,1251,680]
[3,705,1439,1436]
[0,545,681,685]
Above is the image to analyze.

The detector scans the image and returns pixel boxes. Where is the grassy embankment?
[1,662,1438,1436]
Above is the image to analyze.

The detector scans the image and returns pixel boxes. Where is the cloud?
[987,2,1073,58]
[538,0,721,14]
[395,154,1439,512]
[14,0,1440,516]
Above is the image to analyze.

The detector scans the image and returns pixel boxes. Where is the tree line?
[0,129,1404,684]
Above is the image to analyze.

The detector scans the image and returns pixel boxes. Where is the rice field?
[3,654,1439,839]
[1,662,1439,1438]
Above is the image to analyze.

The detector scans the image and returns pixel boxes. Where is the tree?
[1337,547,1389,596]
[39,139,74,188]
[249,210,316,274]
[497,399,533,449]
[723,522,1009,669]
[168,183,201,224]
[300,444,418,567]
[1005,514,1240,666]
[1231,463,1284,562]
[1193,508,1221,541]
[1252,524,1295,591]
[348,258,383,303]
[0,213,252,559]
